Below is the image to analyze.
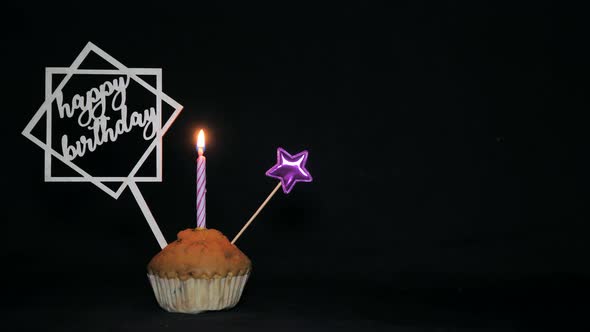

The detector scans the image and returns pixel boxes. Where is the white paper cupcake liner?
[147,271,250,314]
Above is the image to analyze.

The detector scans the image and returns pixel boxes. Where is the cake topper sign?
[22,42,183,249]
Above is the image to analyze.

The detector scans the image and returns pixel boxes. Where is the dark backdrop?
[2,1,589,331]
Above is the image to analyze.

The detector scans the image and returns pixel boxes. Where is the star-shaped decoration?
[266,147,313,194]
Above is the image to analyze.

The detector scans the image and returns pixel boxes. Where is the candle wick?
[198,148,204,156]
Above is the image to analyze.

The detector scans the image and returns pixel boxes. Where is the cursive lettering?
[56,76,159,161]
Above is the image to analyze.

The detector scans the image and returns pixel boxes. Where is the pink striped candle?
[196,130,206,228]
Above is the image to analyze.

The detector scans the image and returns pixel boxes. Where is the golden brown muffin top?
[147,228,251,280]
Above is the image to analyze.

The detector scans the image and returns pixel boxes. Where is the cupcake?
[147,228,251,314]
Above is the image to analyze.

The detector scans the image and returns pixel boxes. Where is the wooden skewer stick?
[231,182,282,244]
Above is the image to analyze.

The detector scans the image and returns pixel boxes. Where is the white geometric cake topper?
[22,42,183,249]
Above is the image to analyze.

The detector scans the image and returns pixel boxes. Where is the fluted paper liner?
[148,271,250,314]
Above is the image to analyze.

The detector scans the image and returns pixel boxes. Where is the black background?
[2,1,589,331]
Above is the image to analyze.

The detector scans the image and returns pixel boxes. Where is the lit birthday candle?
[196,130,206,228]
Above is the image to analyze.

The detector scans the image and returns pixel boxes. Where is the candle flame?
[197,129,205,149]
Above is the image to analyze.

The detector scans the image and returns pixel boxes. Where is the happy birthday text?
[55,76,159,161]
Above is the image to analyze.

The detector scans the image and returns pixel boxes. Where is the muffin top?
[147,228,251,280]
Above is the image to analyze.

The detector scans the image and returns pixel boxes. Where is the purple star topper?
[231,147,313,244]
[266,147,313,194]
